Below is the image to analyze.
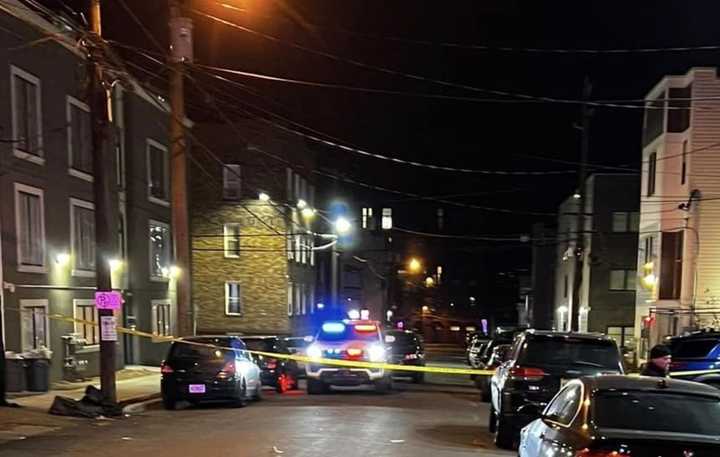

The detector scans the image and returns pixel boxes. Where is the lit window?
[67,96,92,179]
[362,207,373,229]
[382,208,393,230]
[222,164,241,200]
[225,282,242,315]
[70,198,96,276]
[147,139,169,204]
[14,183,46,272]
[287,282,294,316]
[152,300,171,337]
[74,299,99,345]
[149,220,171,280]
[223,223,240,258]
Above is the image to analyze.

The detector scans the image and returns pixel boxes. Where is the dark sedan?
[386,330,425,383]
[242,336,301,393]
[519,375,720,457]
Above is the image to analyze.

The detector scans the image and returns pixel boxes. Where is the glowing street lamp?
[334,216,352,235]
[258,192,270,202]
[408,258,422,274]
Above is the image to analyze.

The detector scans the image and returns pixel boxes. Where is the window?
[14,183,46,272]
[225,282,242,315]
[222,164,241,200]
[544,383,583,426]
[659,231,683,300]
[382,208,393,230]
[286,234,294,261]
[563,274,569,298]
[294,282,301,315]
[610,269,636,291]
[612,211,640,232]
[74,299,99,345]
[149,220,171,280]
[681,140,688,185]
[287,282,294,316]
[20,300,48,351]
[607,326,636,350]
[223,223,240,258]
[300,284,307,315]
[643,94,665,147]
[668,85,691,133]
[147,139,169,204]
[10,66,43,163]
[70,198,95,276]
[644,236,656,264]
[152,300,171,337]
[67,96,92,179]
[362,207,373,229]
[309,287,315,314]
[647,152,657,196]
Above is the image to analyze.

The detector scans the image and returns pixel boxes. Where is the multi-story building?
[0,1,178,382]
[635,67,720,358]
[529,222,556,330]
[554,174,639,352]
[190,121,317,337]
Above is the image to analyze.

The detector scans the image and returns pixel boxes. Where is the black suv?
[386,330,426,383]
[489,330,623,449]
[241,336,302,393]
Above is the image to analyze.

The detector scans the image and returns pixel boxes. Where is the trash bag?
[48,385,123,418]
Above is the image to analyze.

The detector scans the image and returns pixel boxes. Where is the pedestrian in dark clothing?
[641,344,672,377]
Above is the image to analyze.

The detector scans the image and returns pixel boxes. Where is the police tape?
[9,307,720,379]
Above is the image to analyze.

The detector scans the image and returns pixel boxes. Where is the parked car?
[668,330,720,388]
[305,320,393,394]
[160,336,262,410]
[386,329,426,383]
[489,330,623,448]
[519,375,720,457]
[475,344,511,402]
[241,336,301,393]
[466,335,490,367]
[284,336,311,378]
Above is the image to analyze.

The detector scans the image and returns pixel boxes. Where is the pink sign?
[95,291,123,310]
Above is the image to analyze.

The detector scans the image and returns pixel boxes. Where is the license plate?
[188,384,206,394]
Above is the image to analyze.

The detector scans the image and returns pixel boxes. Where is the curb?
[120,393,162,415]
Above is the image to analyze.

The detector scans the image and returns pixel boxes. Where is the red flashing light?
[346,348,363,357]
[160,361,174,375]
[354,324,377,332]
[510,366,547,381]
[643,316,656,328]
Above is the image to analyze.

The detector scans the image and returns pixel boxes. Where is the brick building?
[190,121,317,336]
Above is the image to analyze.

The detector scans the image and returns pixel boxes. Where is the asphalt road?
[0,352,512,457]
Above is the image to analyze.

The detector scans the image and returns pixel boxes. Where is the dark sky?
[51,0,720,266]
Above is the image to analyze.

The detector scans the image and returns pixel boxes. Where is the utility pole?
[570,78,592,332]
[169,1,193,336]
[89,0,116,402]
[330,243,339,307]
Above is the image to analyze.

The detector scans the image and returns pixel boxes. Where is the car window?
[170,338,243,360]
[673,339,719,358]
[593,391,720,435]
[544,384,582,426]
[243,339,276,353]
[520,337,620,370]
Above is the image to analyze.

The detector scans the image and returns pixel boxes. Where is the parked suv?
[489,330,623,449]
[242,336,301,393]
[668,330,720,388]
[386,329,425,383]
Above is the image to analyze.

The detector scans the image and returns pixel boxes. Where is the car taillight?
[404,353,418,360]
[265,359,278,369]
[217,361,236,379]
[510,366,547,381]
[160,361,173,375]
[576,449,620,457]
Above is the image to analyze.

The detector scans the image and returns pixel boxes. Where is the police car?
[305,320,393,394]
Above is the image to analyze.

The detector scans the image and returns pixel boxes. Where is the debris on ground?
[49,386,123,418]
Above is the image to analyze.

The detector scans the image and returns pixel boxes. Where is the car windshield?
[243,339,276,353]
[519,337,620,369]
[594,391,720,435]
[170,338,242,360]
[316,325,380,342]
[673,339,719,358]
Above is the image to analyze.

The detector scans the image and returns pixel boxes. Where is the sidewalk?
[0,366,160,443]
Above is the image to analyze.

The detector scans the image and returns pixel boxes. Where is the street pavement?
[0,348,512,457]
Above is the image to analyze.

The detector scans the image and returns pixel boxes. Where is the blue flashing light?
[322,322,346,333]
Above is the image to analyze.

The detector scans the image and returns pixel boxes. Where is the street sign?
[100,315,118,342]
[95,291,123,310]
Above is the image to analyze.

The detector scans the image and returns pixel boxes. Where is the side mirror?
[385,335,396,344]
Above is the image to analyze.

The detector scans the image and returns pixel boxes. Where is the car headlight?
[367,344,386,362]
[306,344,322,360]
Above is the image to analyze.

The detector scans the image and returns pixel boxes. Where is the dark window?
[644,236,655,264]
[610,269,636,291]
[68,101,92,174]
[544,384,583,425]
[593,391,720,435]
[643,94,665,146]
[659,231,683,300]
[519,337,621,370]
[612,212,640,232]
[563,275,569,298]
[148,141,168,201]
[667,85,692,133]
[673,339,719,358]
[647,152,657,196]
[222,164,241,200]
[681,140,688,185]
[12,71,41,156]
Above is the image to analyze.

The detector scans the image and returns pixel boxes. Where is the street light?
[297,199,307,209]
[258,192,270,202]
[408,257,422,274]
[334,216,352,235]
[301,207,316,219]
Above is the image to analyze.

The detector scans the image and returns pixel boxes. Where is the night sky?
[45,0,720,302]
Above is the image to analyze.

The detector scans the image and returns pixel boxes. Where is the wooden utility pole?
[169,1,193,336]
[570,78,592,332]
[89,0,116,402]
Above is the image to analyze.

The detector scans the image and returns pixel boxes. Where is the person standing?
[641,344,672,377]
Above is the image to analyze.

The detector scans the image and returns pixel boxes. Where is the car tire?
[307,378,327,395]
[232,380,248,408]
[375,376,392,394]
[254,381,263,401]
[162,395,177,411]
[494,415,515,450]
